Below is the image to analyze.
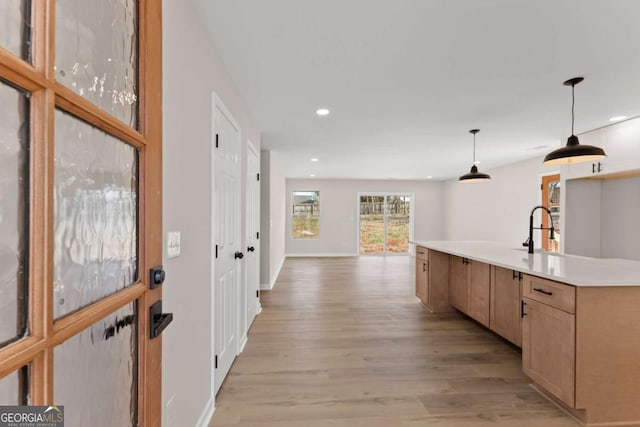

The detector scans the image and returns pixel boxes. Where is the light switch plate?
[167,231,181,258]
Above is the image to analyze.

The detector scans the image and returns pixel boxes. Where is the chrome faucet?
[523,205,555,254]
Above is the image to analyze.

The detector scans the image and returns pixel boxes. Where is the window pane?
[386,196,410,253]
[54,109,138,319]
[54,302,137,426]
[292,191,320,239]
[0,365,29,405]
[359,195,385,253]
[55,0,138,128]
[0,80,29,347]
[0,0,31,60]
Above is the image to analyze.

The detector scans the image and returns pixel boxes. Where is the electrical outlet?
[167,231,181,258]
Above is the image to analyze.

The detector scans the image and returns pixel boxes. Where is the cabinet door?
[490,267,522,346]
[449,256,468,312]
[467,260,491,326]
[415,257,428,305]
[522,297,575,407]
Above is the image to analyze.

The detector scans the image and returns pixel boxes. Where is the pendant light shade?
[543,77,606,165]
[458,129,491,183]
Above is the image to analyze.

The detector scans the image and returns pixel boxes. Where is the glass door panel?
[359,195,386,254]
[53,109,138,319]
[0,1,31,61]
[386,196,411,254]
[0,365,29,405]
[0,80,30,347]
[54,303,137,426]
[55,0,139,128]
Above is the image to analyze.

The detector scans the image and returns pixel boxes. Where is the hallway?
[210,257,578,426]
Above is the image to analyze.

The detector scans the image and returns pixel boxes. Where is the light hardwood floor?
[210,256,579,426]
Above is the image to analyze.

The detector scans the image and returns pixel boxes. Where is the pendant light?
[458,129,491,183]
[543,77,606,165]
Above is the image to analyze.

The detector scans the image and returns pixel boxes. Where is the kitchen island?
[412,240,640,427]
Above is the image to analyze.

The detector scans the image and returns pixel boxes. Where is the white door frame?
[246,140,261,322]
[356,192,415,256]
[210,91,243,397]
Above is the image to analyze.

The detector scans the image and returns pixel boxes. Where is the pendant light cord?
[571,83,575,136]
[473,133,476,163]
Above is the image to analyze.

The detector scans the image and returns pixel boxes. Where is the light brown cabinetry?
[522,296,575,407]
[415,247,453,313]
[468,260,491,326]
[449,256,469,312]
[490,266,522,346]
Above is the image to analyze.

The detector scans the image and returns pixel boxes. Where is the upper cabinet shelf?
[562,117,640,180]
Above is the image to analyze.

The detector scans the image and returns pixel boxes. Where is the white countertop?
[412,240,640,286]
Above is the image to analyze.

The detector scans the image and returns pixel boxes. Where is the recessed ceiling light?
[310,158,319,162]
[427,176,433,179]
[316,108,330,116]
[609,116,627,122]
[309,174,316,177]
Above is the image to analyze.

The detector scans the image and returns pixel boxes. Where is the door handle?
[247,246,255,252]
[235,251,244,259]
[150,300,174,339]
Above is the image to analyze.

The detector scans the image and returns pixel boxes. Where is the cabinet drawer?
[416,246,428,261]
[522,275,575,314]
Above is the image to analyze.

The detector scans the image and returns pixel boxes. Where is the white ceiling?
[193,0,640,180]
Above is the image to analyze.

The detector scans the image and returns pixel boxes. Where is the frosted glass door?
[0,0,162,423]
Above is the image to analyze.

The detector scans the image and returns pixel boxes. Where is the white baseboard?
[257,303,262,314]
[285,252,358,257]
[195,397,215,427]
[239,335,248,353]
[261,256,285,290]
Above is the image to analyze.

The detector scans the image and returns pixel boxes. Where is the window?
[292,191,320,239]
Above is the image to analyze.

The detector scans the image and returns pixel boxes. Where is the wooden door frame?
[245,140,261,321]
[0,1,163,425]
[541,173,560,251]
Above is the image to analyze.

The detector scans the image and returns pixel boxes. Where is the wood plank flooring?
[210,256,578,426]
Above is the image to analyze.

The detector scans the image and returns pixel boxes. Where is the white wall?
[284,179,445,255]
[601,177,640,260]
[565,177,640,260]
[443,156,558,248]
[163,1,260,426]
[260,151,286,289]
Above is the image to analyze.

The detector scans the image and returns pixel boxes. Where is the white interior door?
[246,143,261,326]
[213,95,242,394]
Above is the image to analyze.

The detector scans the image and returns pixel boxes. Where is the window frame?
[291,190,321,240]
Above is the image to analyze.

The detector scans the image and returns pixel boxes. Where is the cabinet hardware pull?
[512,270,518,280]
[598,162,602,173]
[422,262,427,272]
[521,300,527,318]
[592,163,596,174]
[533,288,553,296]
